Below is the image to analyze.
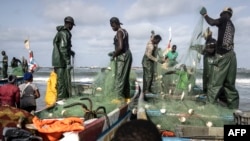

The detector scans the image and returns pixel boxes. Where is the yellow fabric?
[44,71,57,107]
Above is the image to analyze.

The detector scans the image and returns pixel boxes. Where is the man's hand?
[108,51,114,57]
[157,59,164,64]
[71,50,75,57]
[200,7,207,16]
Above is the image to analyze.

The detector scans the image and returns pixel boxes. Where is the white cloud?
[0,0,250,68]
[43,0,110,25]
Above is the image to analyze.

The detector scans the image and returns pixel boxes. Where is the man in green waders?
[142,34,164,97]
[52,16,75,100]
[1,51,8,79]
[109,17,133,104]
[190,27,217,94]
[200,7,239,109]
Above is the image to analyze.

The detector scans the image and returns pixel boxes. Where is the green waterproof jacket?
[52,25,72,67]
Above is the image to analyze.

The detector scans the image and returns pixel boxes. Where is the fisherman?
[21,56,28,73]
[52,16,75,100]
[0,74,20,108]
[109,17,133,103]
[165,45,178,67]
[11,57,21,68]
[200,7,239,109]
[1,51,8,78]
[142,34,164,97]
[190,27,217,94]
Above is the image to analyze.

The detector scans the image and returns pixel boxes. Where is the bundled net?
[143,17,235,131]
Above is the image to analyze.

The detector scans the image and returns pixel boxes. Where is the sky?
[1,0,250,69]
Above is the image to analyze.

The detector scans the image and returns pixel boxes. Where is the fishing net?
[92,61,138,97]
[35,96,118,119]
[11,66,24,77]
[143,17,235,132]
[152,17,204,95]
[141,98,234,131]
[36,61,138,119]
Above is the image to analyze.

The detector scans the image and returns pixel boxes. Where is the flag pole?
[163,27,172,56]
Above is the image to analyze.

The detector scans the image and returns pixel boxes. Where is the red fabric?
[166,40,171,51]
[0,84,20,108]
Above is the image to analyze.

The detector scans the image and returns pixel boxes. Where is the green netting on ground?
[11,66,24,77]
[35,96,119,119]
[141,96,234,131]
[36,62,138,119]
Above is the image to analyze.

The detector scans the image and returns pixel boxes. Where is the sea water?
[33,67,250,111]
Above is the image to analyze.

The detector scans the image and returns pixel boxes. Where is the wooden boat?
[30,78,140,141]
[0,66,25,86]
[0,80,140,141]
[1,65,141,141]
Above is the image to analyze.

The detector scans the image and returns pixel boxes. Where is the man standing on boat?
[142,34,163,97]
[200,7,239,109]
[109,17,133,103]
[11,57,22,68]
[1,51,8,79]
[52,16,75,100]
[164,45,178,68]
[190,27,217,94]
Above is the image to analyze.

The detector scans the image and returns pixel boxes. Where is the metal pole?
[71,56,76,95]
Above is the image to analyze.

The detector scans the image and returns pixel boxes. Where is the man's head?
[1,51,5,55]
[152,34,162,44]
[64,16,75,30]
[112,119,162,141]
[172,45,177,52]
[110,17,122,31]
[8,74,17,84]
[23,72,33,81]
[220,7,233,18]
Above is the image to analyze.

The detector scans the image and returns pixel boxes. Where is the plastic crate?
[233,110,250,125]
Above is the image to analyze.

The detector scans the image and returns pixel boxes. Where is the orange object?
[32,116,84,141]
[161,130,175,137]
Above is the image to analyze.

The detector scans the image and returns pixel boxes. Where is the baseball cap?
[23,72,33,81]
[64,16,76,26]
[110,17,123,25]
